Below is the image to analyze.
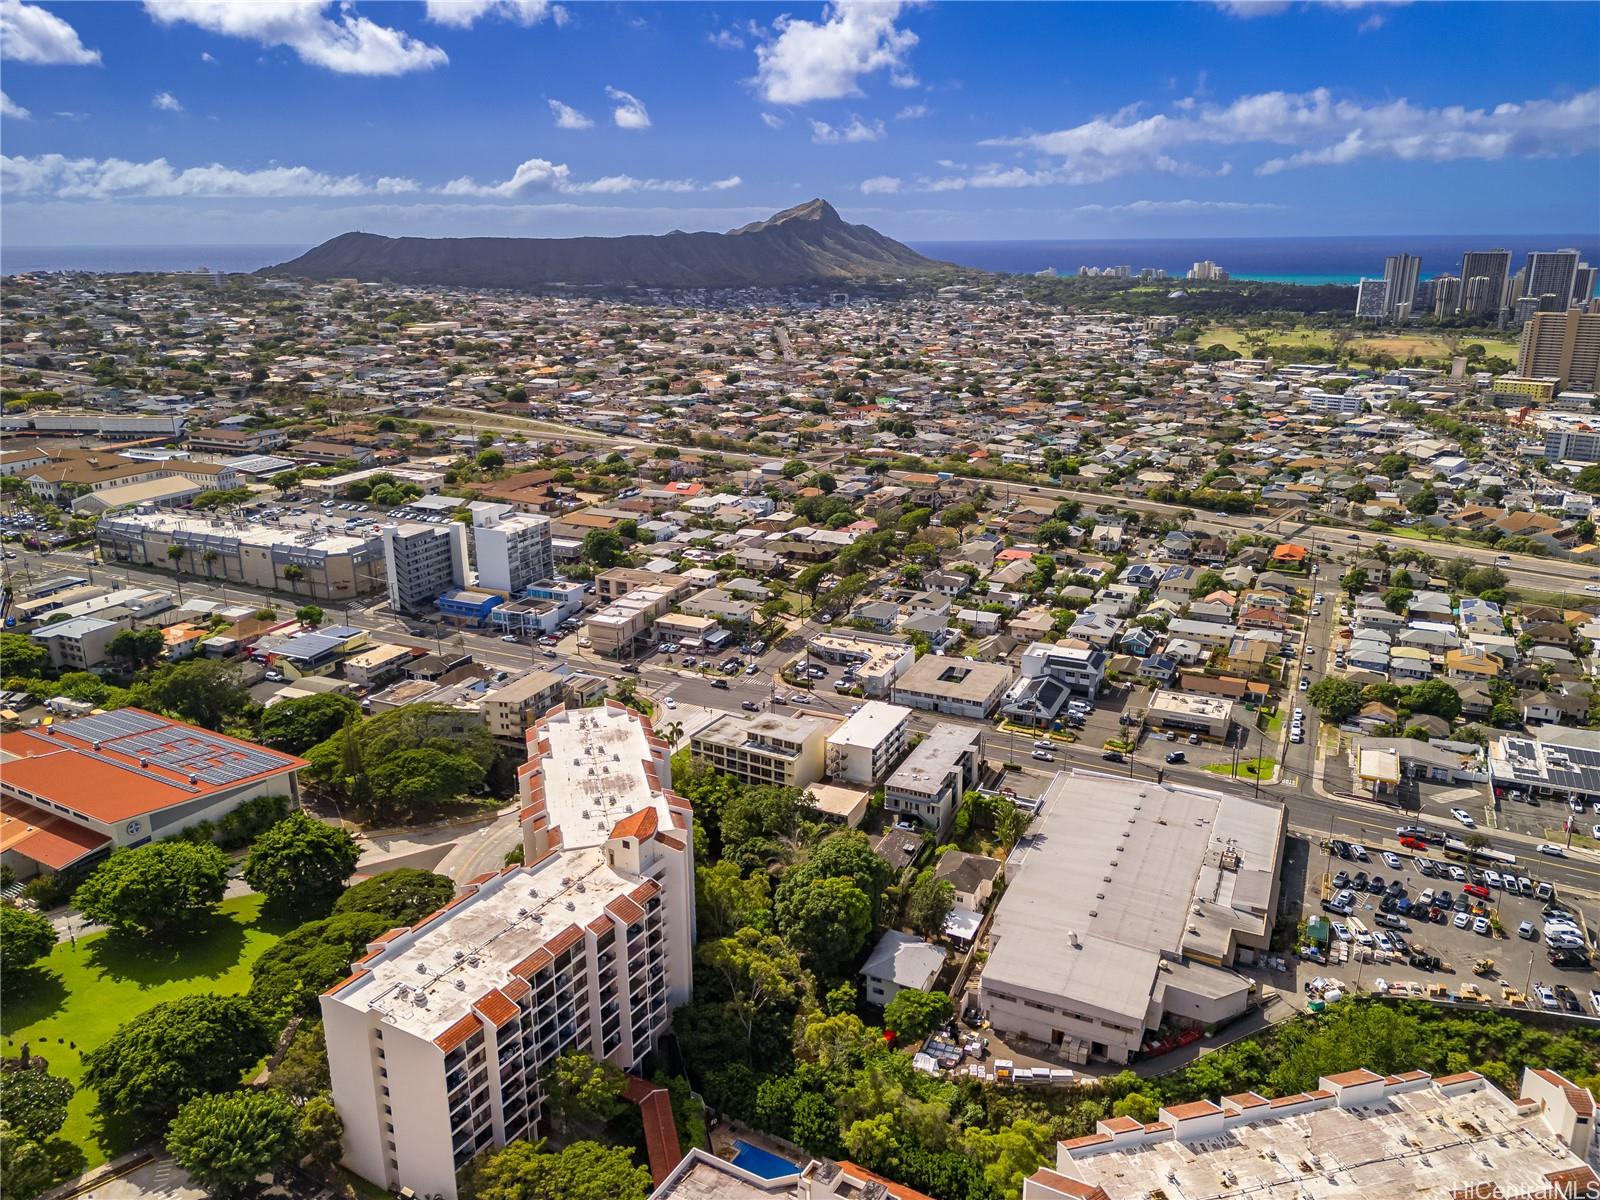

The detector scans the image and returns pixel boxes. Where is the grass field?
[0,895,290,1170]
[1204,757,1277,780]
[1207,324,1519,364]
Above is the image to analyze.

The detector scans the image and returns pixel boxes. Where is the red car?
[1463,883,1490,900]
[1400,836,1428,851]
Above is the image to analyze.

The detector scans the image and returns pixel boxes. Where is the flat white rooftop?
[102,511,374,554]
[330,850,632,1042]
[531,704,672,850]
[825,700,909,750]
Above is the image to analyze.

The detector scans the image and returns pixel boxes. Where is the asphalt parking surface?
[1307,840,1600,1011]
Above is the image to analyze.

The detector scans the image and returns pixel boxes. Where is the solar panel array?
[1499,736,1600,794]
[57,709,292,786]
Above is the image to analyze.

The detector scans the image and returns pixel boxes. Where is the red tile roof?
[1533,1068,1596,1117]
[0,797,110,870]
[623,1077,683,1187]
[1023,1170,1110,1200]
[472,989,519,1028]
[610,807,659,842]
[433,1014,482,1052]
[836,1161,936,1200]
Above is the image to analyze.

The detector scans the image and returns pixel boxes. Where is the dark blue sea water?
[4,234,1597,285]
[0,244,308,275]
[909,234,1600,285]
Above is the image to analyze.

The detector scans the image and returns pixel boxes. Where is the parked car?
[1450,807,1476,828]
[1536,984,1559,1010]
[1165,750,1186,764]
[1519,921,1537,939]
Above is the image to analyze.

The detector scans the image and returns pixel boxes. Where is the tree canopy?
[461,1139,651,1200]
[258,692,361,754]
[0,904,58,978]
[332,867,456,925]
[137,660,254,729]
[242,811,360,914]
[249,911,393,1021]
[83,995,271,1134]
[72,841,229,936]
[166,1090,297,1198]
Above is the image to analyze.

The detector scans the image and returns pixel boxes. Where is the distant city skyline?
[1,1,1597,247]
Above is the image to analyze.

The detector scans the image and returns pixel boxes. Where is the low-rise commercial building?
[892,654,1012,719]
[29,615,120,672]
[979,771,1283,1065]
[343,644,415,689]
[1145,689,1238,741]
[689,712,832,789]
[479,670,568,740]
[1002,641,1106,726]
[584,585,674,658]
[883,722,983,835]
[824,701,911,785]
[805,631,916,698]
[100,512,385,602]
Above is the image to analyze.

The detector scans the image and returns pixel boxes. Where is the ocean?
[3,234,1597,285]
[908,234,1600,285]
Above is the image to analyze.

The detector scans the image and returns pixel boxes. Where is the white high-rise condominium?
[1355,277,1389,322]
[1573,264,1598,307]
[1382,254,1421,320]
[321,702,695,1199]
[1431,274,1461,318]
[468,502,554,596]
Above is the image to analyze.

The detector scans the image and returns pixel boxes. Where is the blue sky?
[2,0,1597,246]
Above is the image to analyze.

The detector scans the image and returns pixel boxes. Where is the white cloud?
[200,50,215,62]
[1,0,101,65]
[895,103,927,120]
[982,86,1600,183]
[1073,198,1285,215]
[1210,1,1290,15]
[606,86,651,130]
[753,0,918,105]
[441,157,571,197]
[1,90,31,120]
[423,0,560,28]
[440,156,738,198]
[144,0,447,76]
[707,28,744,50]
[1214,0,1409,17]
[547,99,593,130]
[760,111,785,130]
[1357,12,1387,32]
[860,175,901,194]
[1,152,419,198]
[152,91,183,112]
[810,115,886,144]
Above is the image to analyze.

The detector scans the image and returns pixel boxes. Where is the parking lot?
[1496,790,1600,844]
[1307,832,1600,1016]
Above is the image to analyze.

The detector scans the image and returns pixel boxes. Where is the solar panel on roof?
[59,709,165,741]
[53,711,292,786]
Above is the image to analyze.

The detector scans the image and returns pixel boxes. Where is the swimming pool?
[730,1139,800,1179]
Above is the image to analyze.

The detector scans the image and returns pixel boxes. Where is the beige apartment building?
[689,711,833,789]
[583,585,674,657]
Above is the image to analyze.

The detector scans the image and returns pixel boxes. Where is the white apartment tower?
[1523,248,1581,312]
[1354,277,1389,323]
[321,702,695,1199]
[381,521,469,615]
[469,502,554,597]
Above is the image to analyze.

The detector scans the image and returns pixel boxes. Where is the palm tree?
[201,549,219,581]
[282,563,304,595]
[658,720,683,747]
[166,543,186,602]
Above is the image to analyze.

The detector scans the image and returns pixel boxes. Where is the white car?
[1586,585,1600,594]
[1382,852,1402,869]
[1537,843,1566,857]
[663,696,676,709]
[1453,911,1471,929]
[500,634,520,643]
[1331,922,1351,941]
[1353,927,1373,946]
[1447,864,1466,882]
[1536,984,1559,1010]
[1418,888,1435,906]
[1483,870,1502,889]
[1034,738,1055,750]
[1472,916,1490,935]
[1450,807,1475,828]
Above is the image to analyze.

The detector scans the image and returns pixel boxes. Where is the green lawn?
[1205,757,1277,780]
[1,894,291,1170]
